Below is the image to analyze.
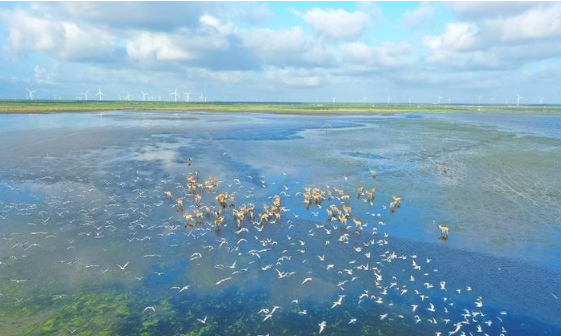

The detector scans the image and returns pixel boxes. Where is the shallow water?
[0,111,560,335]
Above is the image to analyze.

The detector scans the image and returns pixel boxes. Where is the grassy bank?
[0,100,560,115]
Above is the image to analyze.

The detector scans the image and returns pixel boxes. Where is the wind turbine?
[82,91,89,101]
[95,87,105,101]
[125,92,132,101]
[437,95,443,105]
[25,88,36,100]
[184,91,192,102]
[477,95,483,105]
[170,88,180,102]
[199,93,205,102]
[516,94,522,107]
[141,91,149,101]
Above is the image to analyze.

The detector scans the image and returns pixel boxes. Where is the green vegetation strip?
[1,101,560,115]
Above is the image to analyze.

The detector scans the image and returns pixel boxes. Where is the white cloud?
[0,9,63,53]
[299,8,371,40]
[403,2,436,28]
[485,3,561,42]
[342,41,413,71]
[126,32,194,62]
[424,22,479,52]
[241,27,312,55]
[0,9,116,61]
[450,1,541,19]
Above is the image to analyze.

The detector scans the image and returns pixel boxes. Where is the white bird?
[196,316,207,324]
[143,306,156,313]
[215,277,232,285]
[475,297,483,308]
[331,295,345,309]
[172,285,190,293]
[301,277,312,285]
[318,321,326,334]
[117,261,129,270]
[427,303,436,312]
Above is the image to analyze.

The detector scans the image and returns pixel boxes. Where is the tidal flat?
[0,111,560,336]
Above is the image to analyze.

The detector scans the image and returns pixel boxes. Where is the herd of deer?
[165,162,450,240]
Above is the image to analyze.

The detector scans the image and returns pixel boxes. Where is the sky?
[0,1,560,104]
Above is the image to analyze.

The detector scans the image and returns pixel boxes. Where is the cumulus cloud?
[239,27,333,68]
[450,1,541,19]
[403,2,436,28]
[0,8,116,61]
[341,41,413,73]
[423,3,561,70]
[484,3,561,42]
[126,32,194,62]
[1,1,561,102]
[52,2,269,31]
[299,8,371,40]
[424,22,480,52]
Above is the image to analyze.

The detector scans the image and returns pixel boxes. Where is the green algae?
[22,291,131,336]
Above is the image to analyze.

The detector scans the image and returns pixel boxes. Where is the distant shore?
[1,100,560,115]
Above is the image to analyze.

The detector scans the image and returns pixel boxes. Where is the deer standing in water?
[438,224,449,240]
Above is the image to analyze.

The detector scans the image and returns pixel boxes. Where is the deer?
[438,224,449,238]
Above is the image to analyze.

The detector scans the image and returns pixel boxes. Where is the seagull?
[117,261,129,270]
[143,306,156,313]
[171,285,190,293]
[331,295,345,309]
[301,277,312,285]
[318,321,326,334]
[215,277,232,285]
[196,316,207,324]
[475,297,483,308]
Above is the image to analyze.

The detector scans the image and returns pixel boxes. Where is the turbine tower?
[82,91,89,101]
[170,88,180,102]
[477,95,483,105]
[125,92,132,101]
[437,95,443,105]
[25,88,36,100]
[516,94,522,107]
[141,91,149,101]
[95,87,105,101]
[184,91,192,102]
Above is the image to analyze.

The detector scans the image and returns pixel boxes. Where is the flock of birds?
[152,159,506,335]
[0,155,505,335]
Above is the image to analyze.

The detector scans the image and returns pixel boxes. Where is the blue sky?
[0,1,560,104]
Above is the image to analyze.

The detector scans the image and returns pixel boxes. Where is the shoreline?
[1,101,561,115]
